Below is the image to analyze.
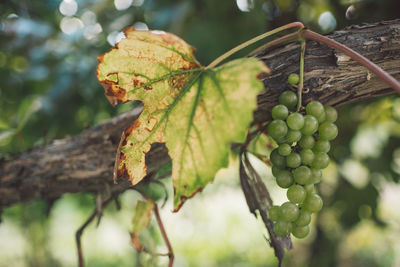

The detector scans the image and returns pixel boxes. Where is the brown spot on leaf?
[130,232,143,252]
[124,26,135,35]
[113,120,142,183]
[99,73,127,106]
[173,186,203,212]
[256,71,270,80]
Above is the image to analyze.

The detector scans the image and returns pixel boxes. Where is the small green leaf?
[0,129,16,146]
[97,28,269,211]
[17,96,41,131]
[131,199,155,252]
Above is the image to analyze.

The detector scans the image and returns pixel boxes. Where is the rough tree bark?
[1,19,400,210]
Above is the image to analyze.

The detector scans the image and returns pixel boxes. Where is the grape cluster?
[267,90,338,239]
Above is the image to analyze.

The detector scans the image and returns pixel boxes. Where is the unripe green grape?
[278,143,291,156]
[299,135,315,149]
[324,106,338,122]
[294,210,311,226]
[310,168,322,184]
[292,225,310,239]
[287,184,306,204]
[293,165,312,185]
[312,152,330,169]
[303,193,323,213]
[275,170,294,188]
[268,120,288,141]
[303,184,314,194]
[271,104,289,120]
[286,130,302,143]
[319,122,338,141]
[279,91,298,110]
[287,112,305,130]
[288,73,300,85]
[306,101,326,122]
[274,221,292,237]
[271,166,282,177]
[300,149,314,165]
[279,202,300,222]
[271,165,283,177]
[286,152,301,168]
[270,149,286,169]
[268,206,280,221]
[301,115,319,135]
[313,140,330,153]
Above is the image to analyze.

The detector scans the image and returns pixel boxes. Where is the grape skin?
[303,193,323,213]
[272,104,289,120]
[268,120,288,140]
[286,152,301,168]
[288,73,300,85]
[287,184,306,204]
[279,202,300,222]
[292,225,310,239]
[279,91,297,109]
[287,112,305,130]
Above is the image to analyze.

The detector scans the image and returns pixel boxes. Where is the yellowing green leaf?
[131,199,155,252]
[97,28,269,211]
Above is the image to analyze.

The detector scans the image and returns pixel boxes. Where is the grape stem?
[206,22,304,69]
[297,40,306,111]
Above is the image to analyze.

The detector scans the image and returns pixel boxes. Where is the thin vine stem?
[297,40,306,111]
[301,29,400,93]
[248,32,300,57]
[154,204,174,267]
[207,22,304,69]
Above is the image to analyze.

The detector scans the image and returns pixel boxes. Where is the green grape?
[303,193,323,213]
[279,202,300,222]
[310,168,322,184]
[286,152,301,168]
[288,73,300,85]
[271,104,289,120]
[278,143,291,156]
[324,106,338,122]
[275,170,294,188]
[319,122,338,141]
[292,225,310,239]
[300,149,314,165]
[279,91,297,110]
[287,184,306,204]
[306,101,326,122]
[287,112,305,130]
[268,120,288,140]
[270,149,286,169]
[299,135,315,149]
[301,115,319,135]
[271,166,282,177]
[293,165,312,185]
[312,152,330,169]
[294,210,311,226]
[303,184,314,194]
[274,221,292,237]
[268,206,280,221]
[313,140,330,153]
[286,130,302,143]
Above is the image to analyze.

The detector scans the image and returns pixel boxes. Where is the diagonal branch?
[1,19,400,209]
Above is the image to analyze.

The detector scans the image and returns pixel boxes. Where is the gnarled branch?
[1,19,400,209]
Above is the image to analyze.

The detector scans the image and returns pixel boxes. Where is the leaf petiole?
[207,22,304,69]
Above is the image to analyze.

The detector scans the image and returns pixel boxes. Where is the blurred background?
[1,0,400,266]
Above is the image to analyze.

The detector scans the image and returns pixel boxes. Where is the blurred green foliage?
[1,0,400,266]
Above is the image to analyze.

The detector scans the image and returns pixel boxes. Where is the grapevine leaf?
[130,199,155,252]
[97,28,269,211]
